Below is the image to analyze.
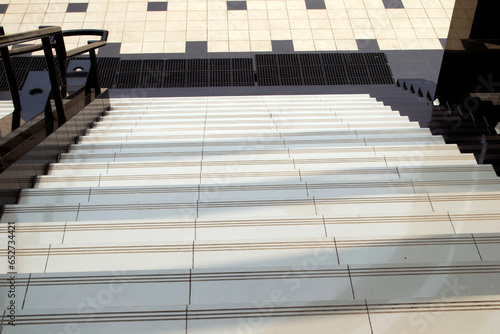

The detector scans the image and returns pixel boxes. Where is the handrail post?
[0,27,22,130]
[41,35,66,124]
[88,48,101,96]
[53,31,68,97]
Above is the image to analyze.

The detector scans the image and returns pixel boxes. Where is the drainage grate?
[255,52,394,86]
[0,53,393,91]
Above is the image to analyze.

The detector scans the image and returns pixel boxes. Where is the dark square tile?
[272,40,294,53]
[227,1,247,10]
[66,3,88,12]
[382,0,404,9]
[186,41,207,56]
[305,0,326,10]
[356,39,380,52]
[97,42,121,57]
[0,4,8,14]
[147,1,168,11]
[439,38,447,49]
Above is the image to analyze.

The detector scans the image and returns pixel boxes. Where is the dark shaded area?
[272,40,295,53]
[305,0,326,10]
[66,3,88,12]
[147,1,168,11]
[382,0,404,9]
[227,1,247,10]
[0,4,8,14]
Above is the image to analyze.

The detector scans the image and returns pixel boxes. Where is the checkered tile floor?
[0,0,455,56]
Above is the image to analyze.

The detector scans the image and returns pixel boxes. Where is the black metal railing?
[0,26,108,173]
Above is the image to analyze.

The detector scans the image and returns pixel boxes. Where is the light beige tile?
[208,20,228,30]
[440,0,456,8]
[249,19,270,30]
[22,13,44,24]
[314,39,336,51]
[186,30,207,41]
[82,21,103,29]
[120,42,143,53]
[410,17,433,28]
[308,10,329,19]
[334,39,358,50]
[367,9,388,19]
[402,0,424,8]
[84,12,106,22]
[248,9,268,19]
[330,18,351,28]
[292,39,315,51]
[229,40,251,52]
[310,19,331,29]
[374,28,396,39]
[348,9,368,19]
[188,1,207,10]
[353,28,375,39]
[187,20,207,30]
[291,29,313,40]
[391,18,413,28]
[207,0,227,10]
[122,31,145,43]
[377,39,401,50]
[250,40,272,51]
[398,38,422,49]
[46,4,68,13]
[26,3,48,13]
[434,26,451,38]
[228,19,249,30]
[208,30,228,41]
[267,1,287,9]
[43,12,66,22]
[123,21,146,32]
[229,29,250,41]
[406,8,427,17]
[325,0,345,8]
[430,16,451,28]
[421,0,444,8]
[146,11,167,21]
[168,2,188,10]
[105,11,126,22]
[61,22,83,30]
[208,41,229,52]
[327,9,348,18]
[0,24,20,33]
[5,4,28,14]
[332,28,355,39]
[246,1,267,10]
[394,28,417,38]
[289,19,311,30]
[343,0,365,9]
[108,2,126,12]
[141,42,163,53]
[312,29,334,39]
[387,9,408,19]
[426,8,448,17]
[125,11,146,22]
[414,28,437,38]
[228,10,248,20]
[166,20,187,30]
[350,18,372,29]
[127,2,147,12]
[164,30,186,42]
[269,20,290,29]
[370,18,392,29]
[419,38,444,49]
[363,0,385,8]
[270,29,292,39]
[287,9,307,20]
[187,10,206,21]
[249,29,271,40]
[267,9,288,19]
[87,2,108,12]
[145,21,166,32]
[207,10,226,20]
[286,1,307,10]
[164,41,186,52]
[64,12,86,22]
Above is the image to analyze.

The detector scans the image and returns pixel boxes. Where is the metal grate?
[1,53,394,91]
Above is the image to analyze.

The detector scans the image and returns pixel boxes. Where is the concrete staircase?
[2,94,500,333]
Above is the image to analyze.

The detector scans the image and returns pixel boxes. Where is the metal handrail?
[0,26,108,131]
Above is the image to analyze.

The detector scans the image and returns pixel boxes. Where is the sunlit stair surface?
[2,94,500,333]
